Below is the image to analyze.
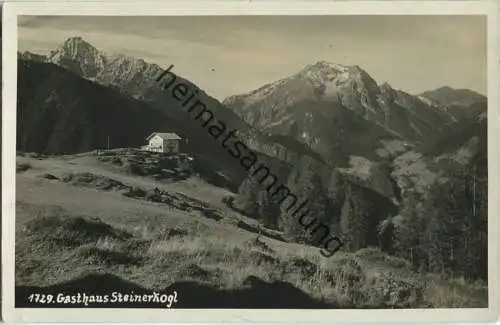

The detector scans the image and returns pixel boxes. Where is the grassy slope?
[15,152,487,308]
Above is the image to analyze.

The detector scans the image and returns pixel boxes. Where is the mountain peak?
[378,81,397,102]
[64,36,85,43]
[306,60,348,70]
[420,86,486,108]
[297,60,379,102]
[48,36,107,78]
[299,61,351,82]
[434,85,455,92]
[59,36,98,55]
[379,81,395,93]
[300,61,364,76]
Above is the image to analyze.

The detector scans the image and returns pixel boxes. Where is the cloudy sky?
[18,15,486,100]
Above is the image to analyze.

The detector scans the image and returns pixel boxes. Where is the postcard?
[2,1,499,323]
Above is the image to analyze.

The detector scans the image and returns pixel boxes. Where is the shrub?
[145,190,162,202]
[326,257,366,299]
[16,163,31,173]
[156,227,189,241]
[38,173,59,180]
[360,271,424,308]
[280,257,318,278]
[122,187,146,198]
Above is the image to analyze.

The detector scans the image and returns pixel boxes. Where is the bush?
[360,271,424,308]
[222,196,235,206]
[122,187,146,198]
[156,227,188,240]
[326,257,366,298]
[145,189,162,202]
[280,257,318,278]
[16,163,31,173]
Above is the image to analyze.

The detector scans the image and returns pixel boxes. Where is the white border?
[2,1,500,323]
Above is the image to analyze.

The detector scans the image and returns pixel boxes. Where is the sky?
[18,15,487,100]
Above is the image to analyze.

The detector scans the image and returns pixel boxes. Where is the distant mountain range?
[18,37,486,163]
[17,37,487,253]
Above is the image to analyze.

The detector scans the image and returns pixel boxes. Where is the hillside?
[15,151,487,308]
[17,60,176,154]
[232,155,398,244]
[420,86,487,108]
[418,110,486,158]
[419,86,487,121]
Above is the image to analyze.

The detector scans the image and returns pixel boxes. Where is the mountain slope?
[231,153,399,250]
[420,86,486,108]
[419,86,487,120]
[223,61,459,164]
[17,59,174,154]
[419,110,486,158]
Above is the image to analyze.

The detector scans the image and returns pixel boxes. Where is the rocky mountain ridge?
[223,61,485,162]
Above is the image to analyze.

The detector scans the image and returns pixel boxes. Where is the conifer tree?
[421,164,487,280]
[340,184,372,251]
[394,192,426,269]
[378,216,395,254]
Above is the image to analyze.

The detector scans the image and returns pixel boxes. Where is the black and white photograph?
[2,1,499,323]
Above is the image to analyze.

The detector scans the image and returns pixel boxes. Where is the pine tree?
[257,190,280,228]
[378,217,395,254]
[280,157,332,244]
[394,192,426,269]
[340,184,373,251]
[421,165,487,280]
